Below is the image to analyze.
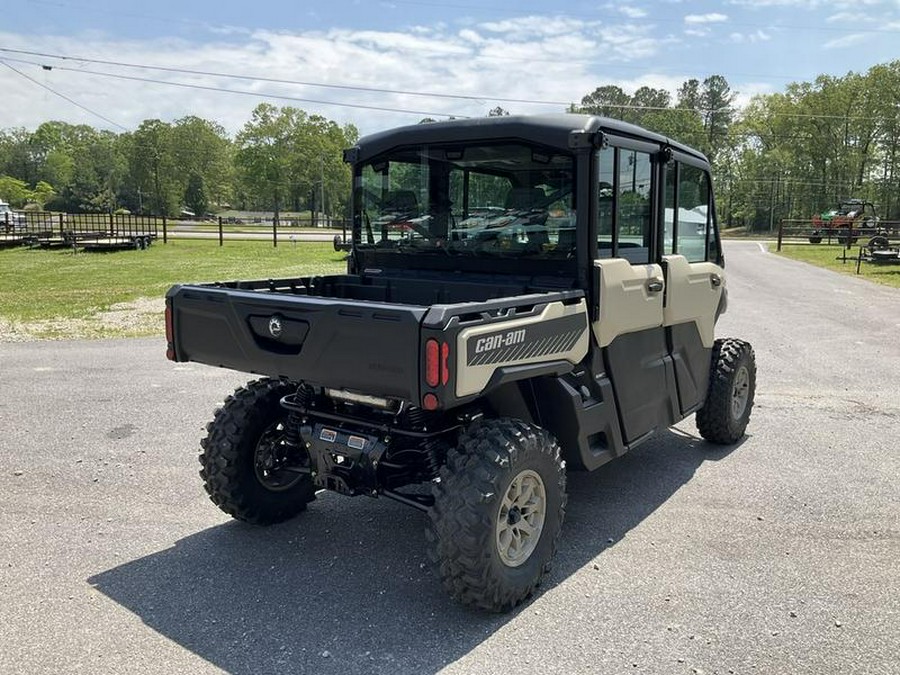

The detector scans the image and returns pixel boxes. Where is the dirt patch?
[0,297,165,342]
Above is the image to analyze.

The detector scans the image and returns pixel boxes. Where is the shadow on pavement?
[88,428,740,674]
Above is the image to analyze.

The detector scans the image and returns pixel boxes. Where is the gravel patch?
[0,297,165,342]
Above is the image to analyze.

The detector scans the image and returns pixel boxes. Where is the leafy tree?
[184,172,208,216]
[31,181,57,209]
[0,128,36,184]
[235,103,297,223]
[0,175,31,206]
[127,120,178,215]
[577,85,634,120]
[171,116,233,210]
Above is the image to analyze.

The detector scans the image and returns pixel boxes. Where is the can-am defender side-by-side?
[166,114,756,612]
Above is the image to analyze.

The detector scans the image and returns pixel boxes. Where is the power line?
[0,43,851,90]
[1,57,467,119]
[0,47,567,107]
[4,47,895,123]
[0,59,127,130]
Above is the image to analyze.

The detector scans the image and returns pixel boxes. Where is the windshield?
[353,142,575,259]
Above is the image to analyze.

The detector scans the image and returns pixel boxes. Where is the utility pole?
[320,155,326,228]
[768,176,777,233]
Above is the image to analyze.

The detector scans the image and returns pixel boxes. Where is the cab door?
[592,143,672,444]
[661,158,725,414]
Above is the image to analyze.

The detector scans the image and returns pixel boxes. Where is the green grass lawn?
[776,243,900,288]
[0,240,346,340]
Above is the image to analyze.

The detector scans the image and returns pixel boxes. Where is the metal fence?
[776,219,900,251]
[1,210,348,249]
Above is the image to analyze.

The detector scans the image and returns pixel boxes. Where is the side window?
[597,146,614,255]
[677,164,711,263]
[617,150,652,264]
[664,159,676,254]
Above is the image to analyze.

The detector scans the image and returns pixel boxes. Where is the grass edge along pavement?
[0,240,345,341]
[6,239,893,342]
[775,243,900,289]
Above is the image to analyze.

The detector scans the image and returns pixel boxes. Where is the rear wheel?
[696,338,756,445]
[426,418,566,612]
[200,378,314,524]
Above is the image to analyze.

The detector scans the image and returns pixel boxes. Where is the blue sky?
[2,0,899,136]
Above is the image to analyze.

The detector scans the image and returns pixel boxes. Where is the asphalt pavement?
[1,241,898,674]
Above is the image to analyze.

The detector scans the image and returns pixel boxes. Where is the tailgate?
[167,285,427,401]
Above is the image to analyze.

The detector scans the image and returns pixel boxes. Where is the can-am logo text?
[474,328,527,354]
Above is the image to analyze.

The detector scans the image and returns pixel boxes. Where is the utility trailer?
[166,114,756,611]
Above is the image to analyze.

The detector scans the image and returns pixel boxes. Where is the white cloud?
[825,11,875,22]
[619,6,649,19]
[684,13,729,24]
[729,0,882,6]
[458,28,484,44]
[822,33,868,48]
[729,30,773,43]
[479,16,595,38]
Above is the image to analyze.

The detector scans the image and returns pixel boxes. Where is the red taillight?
[165,303,175,361]
[425,339,440,387]
[423,393,439,410]
[440,342,450,385]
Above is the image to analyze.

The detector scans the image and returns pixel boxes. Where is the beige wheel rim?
[731,365,750,420]
[496,469,547,567]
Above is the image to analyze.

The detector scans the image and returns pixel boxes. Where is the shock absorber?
[284,411,303,450]
[404,405,429,430]
[283,384,312,455]
[420,438,444,480]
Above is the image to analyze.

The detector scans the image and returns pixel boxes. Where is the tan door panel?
[661,255,724,348]
[593,259,664,348]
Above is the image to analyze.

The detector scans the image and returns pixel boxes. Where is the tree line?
[572,61,900,226]
[0,103,359,224]
[2,60,900,228]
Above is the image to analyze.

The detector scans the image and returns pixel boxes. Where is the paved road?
[1,242,898,674]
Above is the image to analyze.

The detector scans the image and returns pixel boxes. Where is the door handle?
[647,278,664,293]
[710,273,722,287]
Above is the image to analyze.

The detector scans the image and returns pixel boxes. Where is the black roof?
[352,113,709,164]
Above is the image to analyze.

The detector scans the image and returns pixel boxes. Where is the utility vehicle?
[808,199,878,244]
[166,114,756,612]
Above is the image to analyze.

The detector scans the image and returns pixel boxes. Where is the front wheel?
[426,418,566,612]
[200,378,314,524]
[696,338,756,444]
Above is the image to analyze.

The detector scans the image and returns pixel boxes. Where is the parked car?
[0,200,26,230]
